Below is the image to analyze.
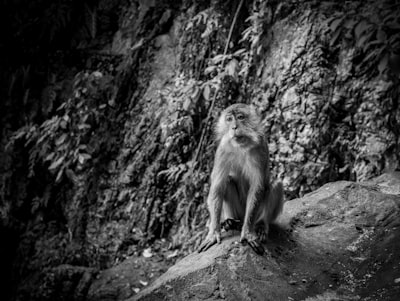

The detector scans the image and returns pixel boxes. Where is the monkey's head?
[215,103,263,145]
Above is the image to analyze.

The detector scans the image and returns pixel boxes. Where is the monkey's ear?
[215,110,227,140]
[253,105,262,117]
[247,104,260,117]
[248,105,262,125]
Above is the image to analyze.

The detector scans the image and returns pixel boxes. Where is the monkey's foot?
[240,232,265,255]
[198,231,221,253]
[256,226,269,242]
[221,218,242,231]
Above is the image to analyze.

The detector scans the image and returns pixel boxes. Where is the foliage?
[154,74,211,245]
[324,0,400,77]
[239,0,273,78]
[8,71,116,201]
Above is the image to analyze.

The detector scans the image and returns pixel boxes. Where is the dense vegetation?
[0,0,399,300]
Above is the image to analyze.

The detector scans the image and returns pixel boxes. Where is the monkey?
[198,103,284,255]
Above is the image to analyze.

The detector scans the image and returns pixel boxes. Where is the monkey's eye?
[226,116,233,122]
[237,114,245,121]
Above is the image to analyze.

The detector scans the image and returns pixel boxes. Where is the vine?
[193,0,245,163]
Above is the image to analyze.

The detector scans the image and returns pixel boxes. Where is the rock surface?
[126,173,400,301]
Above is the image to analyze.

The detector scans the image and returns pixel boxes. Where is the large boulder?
[129,173,400,301]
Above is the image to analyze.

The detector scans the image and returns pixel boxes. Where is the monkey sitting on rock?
[198,103,284,255]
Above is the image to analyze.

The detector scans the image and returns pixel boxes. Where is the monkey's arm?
[240,171,265,255]
[198,163,226,253]
[198,191,223,252]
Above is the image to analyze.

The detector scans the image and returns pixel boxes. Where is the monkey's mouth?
[232,135,247,143]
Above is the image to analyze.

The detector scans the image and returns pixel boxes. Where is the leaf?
[203,84,211,101]
[31,197,40,214]
[354,20,370,40]
[190,85,200,101]
[344,19,357,30]
[185,21,193,31]
[55,167,64,183]
[36,133,48,145]
[245,14,258,23]
[251,35,260,49]
[377,29,387,43]
[49,156,64,171]
[14,130,27,140]
[77,144,88,150]
[233,48,246,57]
[204,66,217,75]
[60,120,68,129]
[55,133,68,146]
[329,16,344,32]
[330,28,342,46]
[356,30,373,48]
[383,13,395,25]
[78,123,91,130]
[378,53,389,75]
[225,59,239,79]
[92,71,103,78]
[78,153,91,164]
[45,152,56,162]
[57,102,66,111]
[211,54,227,65]
[324,16,338,27]
[183,97,192,111]
[240,27,253,42]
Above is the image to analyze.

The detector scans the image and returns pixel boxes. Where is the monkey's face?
[225,112,247,142]
[216,104,262,146]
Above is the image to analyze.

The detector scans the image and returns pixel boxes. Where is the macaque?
[198,103,284,255]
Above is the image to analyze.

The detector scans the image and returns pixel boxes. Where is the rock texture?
[127,173,400,301]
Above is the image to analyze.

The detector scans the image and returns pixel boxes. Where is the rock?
[128,173,400,301]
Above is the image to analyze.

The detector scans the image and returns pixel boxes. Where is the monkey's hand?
[198,230,221,253]
[240,231,264,255]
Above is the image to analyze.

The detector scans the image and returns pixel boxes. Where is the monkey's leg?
[240,186,265,255]
[221,180,244,231]
[198,182,224,253]
[255,200,271,243]
[240,227,265,255]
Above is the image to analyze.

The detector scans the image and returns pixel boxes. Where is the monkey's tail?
[269,182,285,222]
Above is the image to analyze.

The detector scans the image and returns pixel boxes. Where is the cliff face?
[0,0,399,300]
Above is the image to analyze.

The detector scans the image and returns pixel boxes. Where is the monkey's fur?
[198,103,284,254]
